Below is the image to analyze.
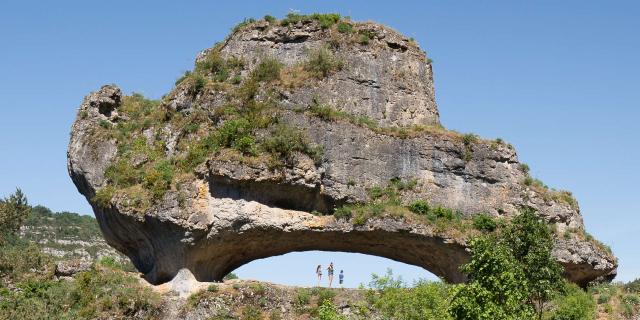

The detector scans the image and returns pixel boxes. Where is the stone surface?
[67,18,616,287]
[55,259,92,277]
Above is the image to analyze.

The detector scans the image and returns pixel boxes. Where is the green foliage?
[280,13,341,29]
[309,102,347,122]
[224,272,239,280]
[547,282,596,320]
[263,15,276,23]
[368,270,453,320]
[409,200,430,215]
[241,305,262,320]
[336,22,353,33]
[1,253,159,319]
[358,31,374,45]
[0,188,30,240]
[252,57,282,82]
[305,46,343,78]
[472,214,497,232]
[93,186,116,208]
[626,278,640,293]
[503,209,564,318]
[317,300,346,320]
[98,119,112,129]
[262,124,323,164]
[462,133,478,146]
[449,236,534,319]
[0,236,52,284]
[295,288,311,306]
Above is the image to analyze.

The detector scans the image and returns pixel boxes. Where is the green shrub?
[626,278,640,293]
[472,213,497,232]
[261,125,322,164]
[207,284,218,292]
[280,13,341,28]
[98,119,112,129]
[223,272,239,280]
[462,133,478,146]
[242,305,261,320]
[305,46,343,78]
[93,186,116,208]
[316,288,336,304]
[295,288,311,306]
[98,256,121,269]
[215,118,253,148]
[336,22,353,33]
[317,300,346,320]
[597,292,611,304]
[548,282,596,320]
[264,15,276,23]
[310,13,341,29]
[252,57,282,82]
[409,200,430,215]
[191,73,207,94]
[333,206,352,220]
[358,32,372,45]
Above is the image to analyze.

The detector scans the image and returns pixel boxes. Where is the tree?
[449,236,534,320]
[0,188,30,242]
[503,208,564,319]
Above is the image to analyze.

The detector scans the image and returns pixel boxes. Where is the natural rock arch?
[68,16,616,287]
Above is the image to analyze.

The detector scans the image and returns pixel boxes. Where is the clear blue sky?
[1,0,638,286]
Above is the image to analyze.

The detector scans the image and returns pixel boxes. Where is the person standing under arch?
[316,265,322,287]
[327,262,335,287]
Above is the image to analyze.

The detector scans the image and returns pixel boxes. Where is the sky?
[0,0,638,287]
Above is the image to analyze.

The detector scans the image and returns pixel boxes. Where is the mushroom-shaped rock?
[68,16,616,286]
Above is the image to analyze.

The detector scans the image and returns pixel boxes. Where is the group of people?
[315,262,344,288]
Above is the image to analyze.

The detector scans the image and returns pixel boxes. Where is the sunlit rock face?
[68,17,616,286]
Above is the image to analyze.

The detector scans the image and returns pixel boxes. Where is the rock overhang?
[67,15,616,287]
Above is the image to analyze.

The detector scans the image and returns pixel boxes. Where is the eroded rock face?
[68,18,616,286]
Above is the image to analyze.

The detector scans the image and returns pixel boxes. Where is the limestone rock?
[55,259,92,277]
[67,17,616,287]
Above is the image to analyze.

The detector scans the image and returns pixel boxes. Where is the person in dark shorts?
[339,270,344,288]
[327,262,335,287]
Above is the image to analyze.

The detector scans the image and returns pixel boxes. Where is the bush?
[548,282,596,320]
[261,125,323,164]
[317,300,346,320]
[252,57,282,82]
[626,278,640,293]
[224,272,239,280]
[263,15,276,23]
[333,206,352,220]
[305,46,343,78]
[409,200,430,215]
[336,22,353,33]
[295,288,311,306]
[472,213,497,232]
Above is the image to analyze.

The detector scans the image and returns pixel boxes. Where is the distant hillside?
[19,205,128,264]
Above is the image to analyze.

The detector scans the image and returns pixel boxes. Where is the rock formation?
[67,15,616,287]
